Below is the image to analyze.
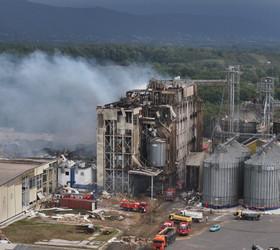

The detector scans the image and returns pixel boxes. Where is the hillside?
[0,0,279,45]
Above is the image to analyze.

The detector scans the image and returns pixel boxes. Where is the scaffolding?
[104,120,132,193]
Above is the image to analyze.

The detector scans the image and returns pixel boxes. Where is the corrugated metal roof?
[245,142,280,167]
[204,140,250,165]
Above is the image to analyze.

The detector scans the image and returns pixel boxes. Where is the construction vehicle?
[178,210,203,223]
[120,199,148,213]
[169,212,192,223]
[159,221,175,231]
[152,227,176,250]
[177,222,191,236]
[233,210,261,221]
[164,188,176,201]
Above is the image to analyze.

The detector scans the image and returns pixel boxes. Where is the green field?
[3,218,89,244]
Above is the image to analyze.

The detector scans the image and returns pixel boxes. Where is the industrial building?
[97,78,203,194]
[218,76,277,138]
[57,155,96,190]
[202,68,280,210]
[0,159,58,225]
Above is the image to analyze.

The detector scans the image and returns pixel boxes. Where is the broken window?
[43,170,47,182]
[98,114,103,128]
[117,111,122,122]
[36,175,42,189]
[126,112,132,123]
[29,177,35,189]
[133,116,138,125]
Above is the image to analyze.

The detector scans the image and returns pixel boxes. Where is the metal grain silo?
[203,138,250,208]
[244,141,280,210]
[147,138,166,167]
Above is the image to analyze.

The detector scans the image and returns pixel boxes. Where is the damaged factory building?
[97,78,203,195]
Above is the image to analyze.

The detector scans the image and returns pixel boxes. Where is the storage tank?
[244,141,280,210]
[147,138,166,167]
[203,139,250,208]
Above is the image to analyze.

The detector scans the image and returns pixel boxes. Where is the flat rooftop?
[0,159,55,186]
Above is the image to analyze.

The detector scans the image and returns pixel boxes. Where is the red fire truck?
[164,188,176,201]
[120,199,148,213]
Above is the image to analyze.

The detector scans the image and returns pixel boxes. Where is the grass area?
[94,229,119,242]
[3,218,90,244]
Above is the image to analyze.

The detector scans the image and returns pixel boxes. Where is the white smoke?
[0,51,161,147]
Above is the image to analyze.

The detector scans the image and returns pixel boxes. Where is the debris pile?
[108,236,151,250]
[180,191,202,206]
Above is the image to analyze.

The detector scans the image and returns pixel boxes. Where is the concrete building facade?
[97,79,203,193]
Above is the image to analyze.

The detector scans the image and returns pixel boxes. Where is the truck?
[178,210,203,223]
[169,213,192,223]
[177,222,191,236]
[233,210,261,221]
[120,199,148,213]
[164,188,176,201]
[159,221,175,231]
[152,227,177,250]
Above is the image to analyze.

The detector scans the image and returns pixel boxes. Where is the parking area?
[169,215,280,250]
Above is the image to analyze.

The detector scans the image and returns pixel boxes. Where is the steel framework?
[257,77,274,134]
[104,120,131,193]
[227,65,241,133]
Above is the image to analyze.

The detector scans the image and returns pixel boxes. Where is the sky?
[29,0,280,15]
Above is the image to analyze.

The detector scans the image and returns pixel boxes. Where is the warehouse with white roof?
[0,159,58,225]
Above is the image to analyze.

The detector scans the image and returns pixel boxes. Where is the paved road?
[168,215,280,250]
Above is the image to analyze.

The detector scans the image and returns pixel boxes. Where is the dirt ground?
[96,196,219,250]
[1,195,214,250]
[96,196,187,238]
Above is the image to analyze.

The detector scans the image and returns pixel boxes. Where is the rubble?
[107,236,151,250]
[101,191,111,199]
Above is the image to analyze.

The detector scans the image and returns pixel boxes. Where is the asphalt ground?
[168,215,280,250]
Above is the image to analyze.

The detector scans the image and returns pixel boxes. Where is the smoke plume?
[0,52,160,149]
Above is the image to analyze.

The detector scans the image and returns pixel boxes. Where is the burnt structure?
[96,79,203,193]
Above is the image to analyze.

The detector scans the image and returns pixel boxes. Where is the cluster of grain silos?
[244,141,280,209]
[203,138,250,208]
[203,138,280,210]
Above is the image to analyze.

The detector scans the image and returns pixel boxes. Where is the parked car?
[209,224,221,232]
